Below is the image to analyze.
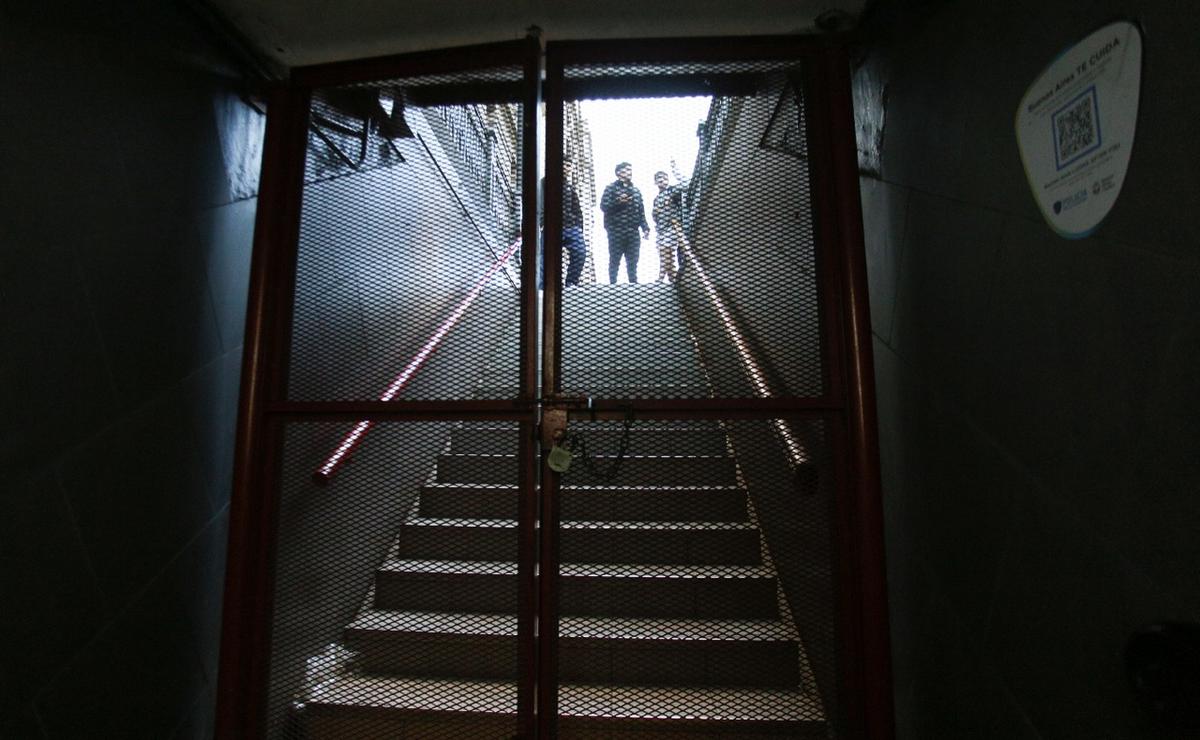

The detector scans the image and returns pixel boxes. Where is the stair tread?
[422,482,742,491]
[474,387,712,395]
[379,559,773,579]
[561,682,823,723]
[403,517,756,531]
[306,675,823,723]
[347,609,797,642]
[307,671,825,719]
[416,483,750,523]
[307,675,514,714]
[440,452,732,460]
[380,558,516,576]
[452,421,722,430]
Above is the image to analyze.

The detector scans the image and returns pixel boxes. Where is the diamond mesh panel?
[551,417,839,737]
[564,60,800,79]
[557,60,823,401]
[289,69,525,402]
[268,421,527,739]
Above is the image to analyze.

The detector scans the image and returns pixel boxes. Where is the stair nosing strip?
[422,482,744,491]
[403,517,756,531]
[378,559,773,579]
[345,609,795,641]
[306,676,823,723]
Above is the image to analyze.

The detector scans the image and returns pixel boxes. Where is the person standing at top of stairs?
[599,161,650,284]
[651,165,687,284]
[539,156,589,288]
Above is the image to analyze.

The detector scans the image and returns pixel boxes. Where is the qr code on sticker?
[1054,88,1100,166]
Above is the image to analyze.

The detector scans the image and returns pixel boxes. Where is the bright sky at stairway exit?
[580,96,712,284]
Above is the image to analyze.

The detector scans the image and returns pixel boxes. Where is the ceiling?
[203,0,869,72]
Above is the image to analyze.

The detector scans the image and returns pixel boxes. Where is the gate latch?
[540,394,591,449]
[542,407,569,450]
[542,405,574,473]
[542,398,586,474]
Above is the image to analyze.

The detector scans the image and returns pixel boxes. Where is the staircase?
[298,283,826,738]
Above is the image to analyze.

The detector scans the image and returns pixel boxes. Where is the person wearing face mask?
[599,161,650,284]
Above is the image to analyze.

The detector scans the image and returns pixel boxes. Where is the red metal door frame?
[539,36,893,739]
[215,80,309,740]
[214,35,545,738]
[810,46,895,740]
[216,32,892,740]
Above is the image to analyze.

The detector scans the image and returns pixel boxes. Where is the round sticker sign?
[1015,21,1143,238]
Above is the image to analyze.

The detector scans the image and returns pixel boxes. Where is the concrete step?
[559,345,701,366]
[302,675,517,739]
[557,322,694,340]
[473,351,704,366]
[558,682,824,736]
[303,675,823,738]
[558,562,779,619]
[561,365,708,388]
[344,610,800,688]
[417,483,748,522]
[561,289,690,318]
[436,453,738,486]
[449,423,729,456]
[453,419,724,430]
[472,349,703,380]
[471,384,710,400]
[559,615,799,688]
[558,341,696,359]
[344,610,518,682]
[396,518,762,565]
[557,339,698,354]
[373,560,778,619]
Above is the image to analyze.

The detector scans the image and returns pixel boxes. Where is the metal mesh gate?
[265,56,536,739]
[549,418,837,738]
[540,48,845,738]
[288,68,526,405]
[270,422,524,738]
[555,59,824,402]
[225,35,888,740]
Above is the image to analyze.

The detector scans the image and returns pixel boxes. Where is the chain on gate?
[546,408,635,483]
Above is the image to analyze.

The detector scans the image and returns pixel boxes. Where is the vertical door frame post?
[537,40,567,739]
[215,82,310,739]
[216,38,546,738]
[518,29,546,740]
[810,45,896,740]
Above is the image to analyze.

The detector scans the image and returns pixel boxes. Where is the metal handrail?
[313,236,522,484]
[678,93,811,467]
[676,236,812,467]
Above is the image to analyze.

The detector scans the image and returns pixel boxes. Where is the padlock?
[547,444,573,473]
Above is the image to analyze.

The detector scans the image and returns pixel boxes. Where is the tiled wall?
[855,1,1199,737]
[0,4,262,737]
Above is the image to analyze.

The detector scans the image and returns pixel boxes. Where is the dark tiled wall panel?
[858,1,1200,737]
[0,3,260,737]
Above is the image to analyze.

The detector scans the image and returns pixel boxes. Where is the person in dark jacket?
[599,161,649,284]
[539,157,588,288]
